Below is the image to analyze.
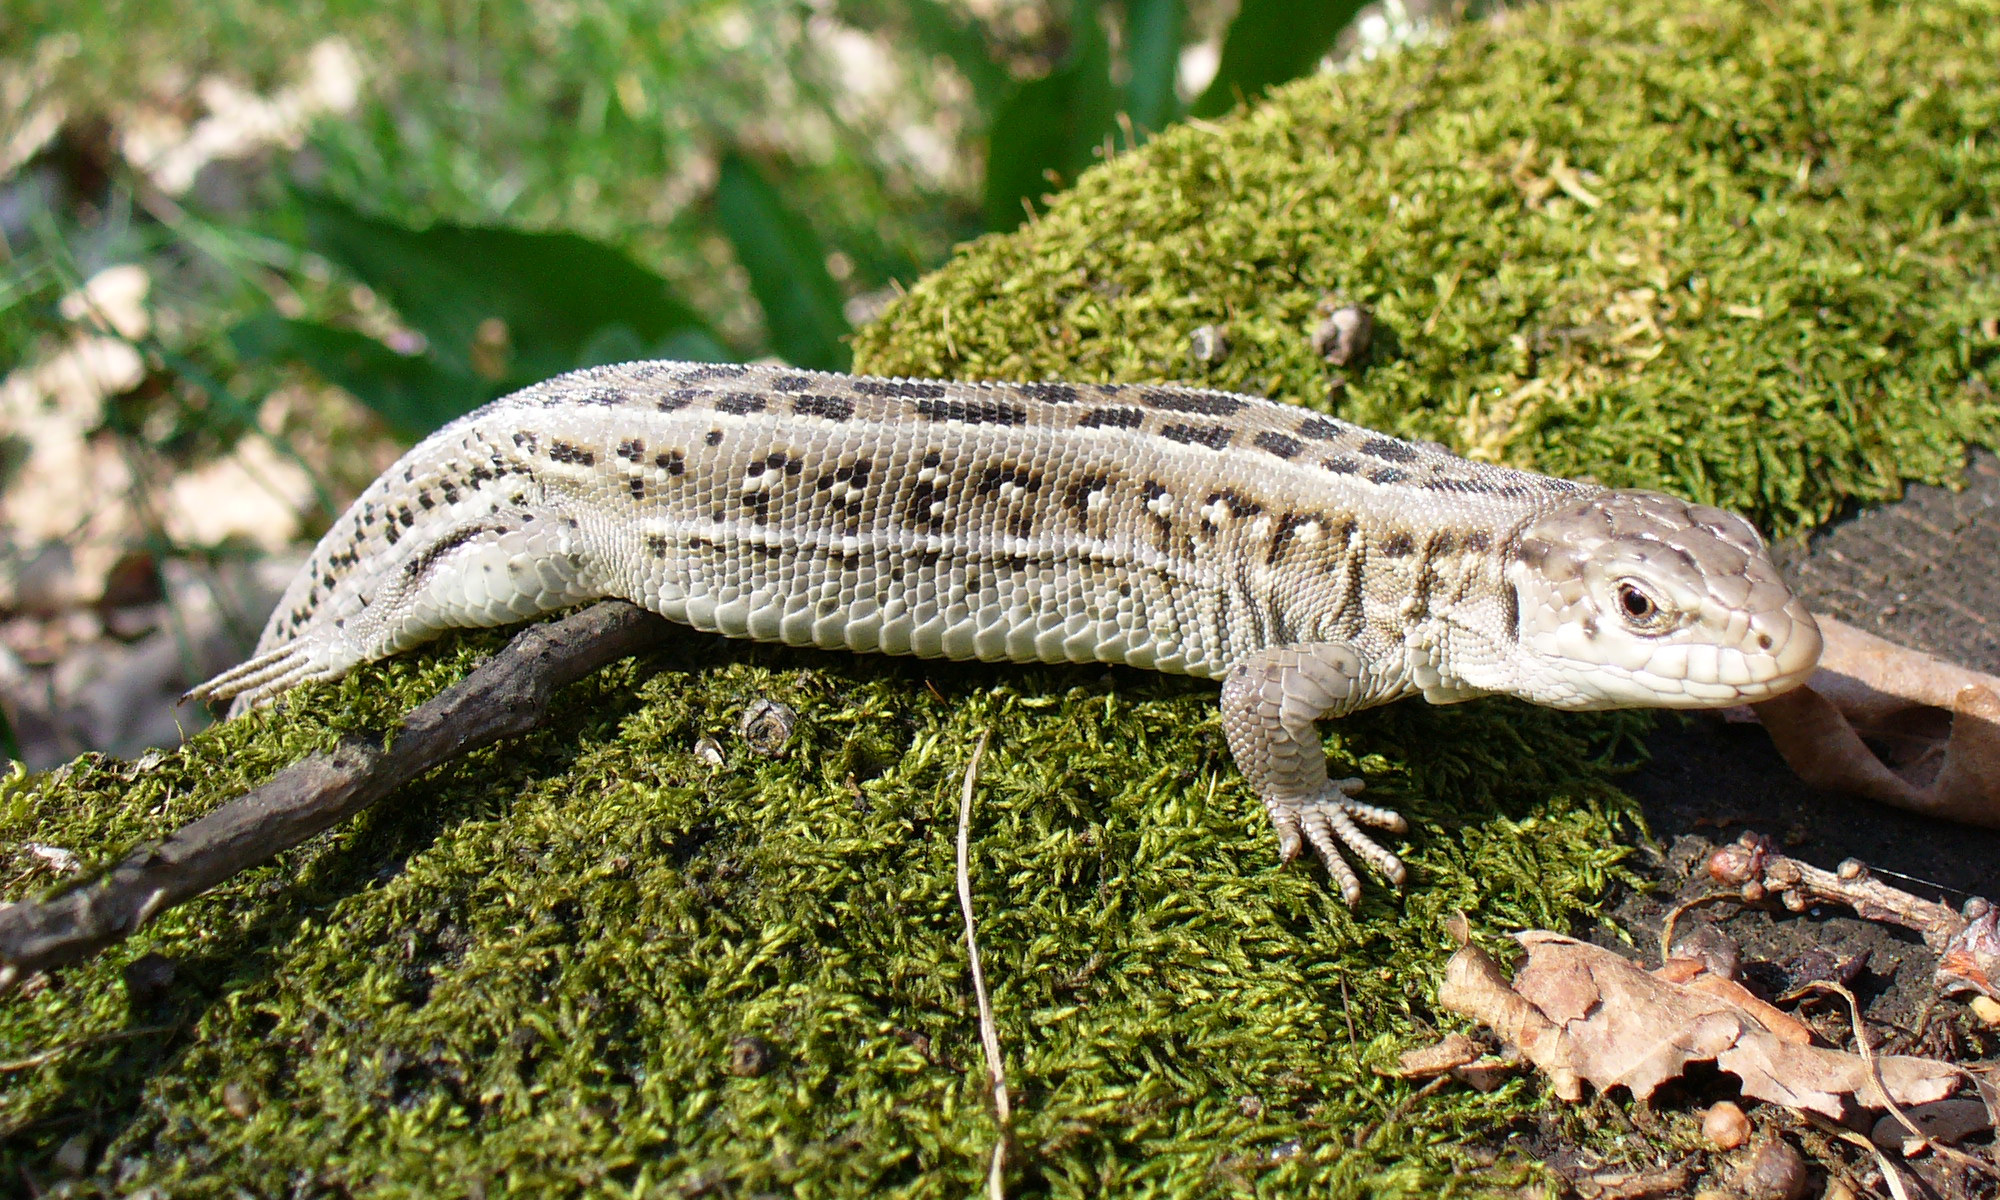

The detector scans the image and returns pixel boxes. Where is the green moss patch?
[856,0,1999,537]
[5,0,1997,1194]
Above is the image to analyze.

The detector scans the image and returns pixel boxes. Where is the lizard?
[190,359,1824,904]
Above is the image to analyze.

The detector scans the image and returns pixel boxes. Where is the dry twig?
[955,730,1009,1200]
[1707,833,2000,1003]
[0,601,669,990]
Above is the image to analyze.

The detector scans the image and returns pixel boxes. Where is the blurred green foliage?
[4,0,1370,441]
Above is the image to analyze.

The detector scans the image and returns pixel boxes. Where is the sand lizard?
[193,360,1823,903]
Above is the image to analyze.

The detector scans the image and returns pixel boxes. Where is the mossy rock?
[4,0,1996,1194]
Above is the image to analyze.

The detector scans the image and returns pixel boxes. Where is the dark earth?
[1510,453,2000,1197]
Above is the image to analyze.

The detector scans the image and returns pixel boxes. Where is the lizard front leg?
[1220,643,1409,905]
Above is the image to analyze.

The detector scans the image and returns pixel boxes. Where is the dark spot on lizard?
[549,442,594,467]
[1144,389,1244,416]
[1064,473,1111,516]
[688,364,750,381]
[513,431,538,453]
[915,398,1027,426]
[1359,437,1418,463]
[1367,467,1408,485]
[716,392,766,415]
[655,451,686,476]
[1253,431,1303,459]
[1267,512,1322,564]
[629,477,648,499]
[1078,406,1143,429]
[1160,423,1234,450]
[403,524,498,580]
[793,394,855,420]
[646,534,670,558]
[1380,532,1416,558]
[977,465,1042,496]
[616,438,645,462]
[855,379,945,399]
[657,389,702,412]
[1463,530,1492,553]
[905,480,949,530]
[771,374,813,391]
[1020,382,1078,403]
[1320,456,1360,475]
[1296,416,1346,440]
[706,430,724,446]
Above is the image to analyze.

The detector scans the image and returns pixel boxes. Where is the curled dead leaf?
[1437,932,1962,1120]
[1751,615,2000,828]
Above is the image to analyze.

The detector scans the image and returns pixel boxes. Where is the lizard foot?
[1264,779,1409,906]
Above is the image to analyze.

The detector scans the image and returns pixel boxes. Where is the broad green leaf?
[982,0,1117,231]
[713,152,852,371]
[229,314,494,437]
[1121,0,1184,137]
[293,192,725,383]
[1190,0,1368,118]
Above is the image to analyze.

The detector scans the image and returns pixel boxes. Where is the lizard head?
[1496,490,1821,710]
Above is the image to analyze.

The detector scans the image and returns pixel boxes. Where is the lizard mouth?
[1617,594,1824,707]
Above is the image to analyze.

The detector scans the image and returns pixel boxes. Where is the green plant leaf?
[293,192,725,383]
[1121,0,1184,137]
[713,152,852,371]
[228,314,495,437]
[1190,0,1368,119]
[982,0,1117,231]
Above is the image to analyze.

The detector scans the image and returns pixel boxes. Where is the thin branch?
[955,730,1008,1200]
[0,601,669,989]
[1706,832,2000,1004]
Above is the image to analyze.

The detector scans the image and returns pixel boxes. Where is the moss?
[855,0,1999,537]
[4,0,1996,1194]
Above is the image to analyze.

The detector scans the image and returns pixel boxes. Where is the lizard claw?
[1264,779,1409,906]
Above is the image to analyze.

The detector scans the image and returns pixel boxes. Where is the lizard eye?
[1615,581,1667,630]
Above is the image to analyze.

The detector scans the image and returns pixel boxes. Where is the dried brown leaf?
[1438,932,1962,1119]
[1753,616,2000,828]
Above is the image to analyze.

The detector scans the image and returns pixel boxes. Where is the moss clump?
[855,0,1999,537]
[4,0,1997,1194]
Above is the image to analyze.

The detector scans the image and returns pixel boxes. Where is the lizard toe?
[1300,809,1366,906]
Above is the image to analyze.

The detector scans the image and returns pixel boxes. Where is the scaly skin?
[193,361,1823,903]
